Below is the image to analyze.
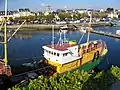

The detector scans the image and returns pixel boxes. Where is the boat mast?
[59,30,63,46]
[52,25,54,48]
[63,31,66,42]
[4,0,8,66]
[57,29,63,46]
[87,11,92,44]
[2,0,26,66]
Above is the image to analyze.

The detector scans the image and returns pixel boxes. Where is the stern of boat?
[0,61,12,76]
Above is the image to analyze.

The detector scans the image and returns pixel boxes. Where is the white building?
[108,12,118,18]
[75,9,87,14]
[100,9,105,12]
[13,8,35,17]
[0,9,35,22]
[0,11,14,22]
[118,9,120,13]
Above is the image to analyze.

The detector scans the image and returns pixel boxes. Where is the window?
[45,50,48,53]
[63,53,68,57]
[54,52,56,55]
[51,52,53,55]
[49,51,51,54]
[65,53,68,56]
[57,53,59,56]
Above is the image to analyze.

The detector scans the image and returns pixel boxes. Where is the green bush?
[9,66,120,90]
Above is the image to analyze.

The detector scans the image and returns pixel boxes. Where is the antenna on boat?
[87,11,92,44]
[59,30,63,46]
[62,25,68,43]
[52,25,54,48]
[63,30,67,42]
[57,28,63,46]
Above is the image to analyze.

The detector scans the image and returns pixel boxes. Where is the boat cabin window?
[51,52,53,55]
[63,53,68,57]
[45,50,49,53]
[57,53,59,56]
[49,51,51,54]
[46,50,48,53]
[46,50,60,56]
[54,52,56,55]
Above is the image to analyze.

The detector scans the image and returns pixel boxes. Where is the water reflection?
[0,31,32,42]
[115,39,119,43]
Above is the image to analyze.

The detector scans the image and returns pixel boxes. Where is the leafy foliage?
[106,8,114,12]
[9,66,120,90]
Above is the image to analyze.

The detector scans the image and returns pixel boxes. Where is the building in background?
[0,11,14,21]
[108,12,119,18]
[75,9,87,13]
[0,8,35,22]
[13,8,35,17]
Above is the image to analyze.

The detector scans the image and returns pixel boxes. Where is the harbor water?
[1,26,120,71]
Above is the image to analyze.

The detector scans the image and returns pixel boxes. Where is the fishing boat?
[41,13,108,74]
[42,29,108,74]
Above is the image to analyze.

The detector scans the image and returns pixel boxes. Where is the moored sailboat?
[0,0,26,84]
[0,0,12,77]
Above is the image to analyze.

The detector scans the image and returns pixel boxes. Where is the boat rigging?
[0,0,26,79]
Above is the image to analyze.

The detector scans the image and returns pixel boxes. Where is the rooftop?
[47,43,77,51]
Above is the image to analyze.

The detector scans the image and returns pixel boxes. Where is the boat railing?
[80,40,103,55]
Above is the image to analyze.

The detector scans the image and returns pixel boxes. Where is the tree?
[92,12,108,18]
[81,13,89,18]
[92,12,99,18]
[58,12,66,20]
[45,13,54,20]
[106,8,114,12]
[118,14,120,18]
[99,12,108,18]
[9,17,13,21]
[72,13,78,19]
[77,13,81,19]
[27,16,36,21]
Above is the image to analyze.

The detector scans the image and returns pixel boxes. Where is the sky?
[0,0,120,11]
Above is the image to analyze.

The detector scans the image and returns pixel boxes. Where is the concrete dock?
[90,30,120,39]
[1,22,112,31]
